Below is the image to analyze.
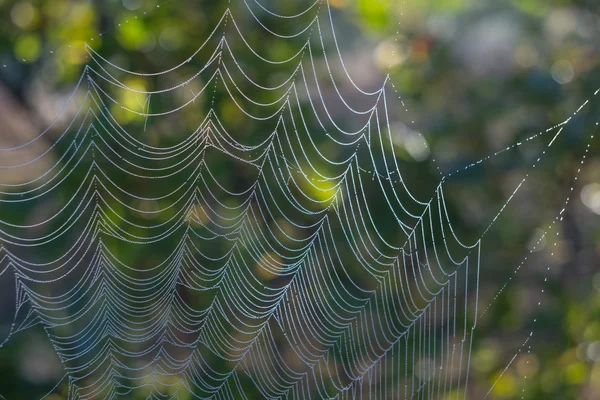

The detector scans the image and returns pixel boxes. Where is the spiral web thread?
[0,1,597,399]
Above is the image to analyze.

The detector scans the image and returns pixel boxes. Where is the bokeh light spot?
[551,59,575,84]
[122,0,143,11]
[580,183,600,214]
[373,39,408,69]
[14,33,41,63]
[159,27,184,51]
[514,44,539,68]
[11,1,37,29]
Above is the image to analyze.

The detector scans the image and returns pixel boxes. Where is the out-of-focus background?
[0,0,599,399]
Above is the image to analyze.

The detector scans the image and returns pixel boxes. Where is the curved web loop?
[0,1,597,399]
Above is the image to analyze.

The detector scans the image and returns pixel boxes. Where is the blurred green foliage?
[0,0,599,399]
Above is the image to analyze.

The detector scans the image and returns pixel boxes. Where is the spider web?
[0,1,597,399]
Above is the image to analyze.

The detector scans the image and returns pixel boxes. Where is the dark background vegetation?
[0,0,599,399]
